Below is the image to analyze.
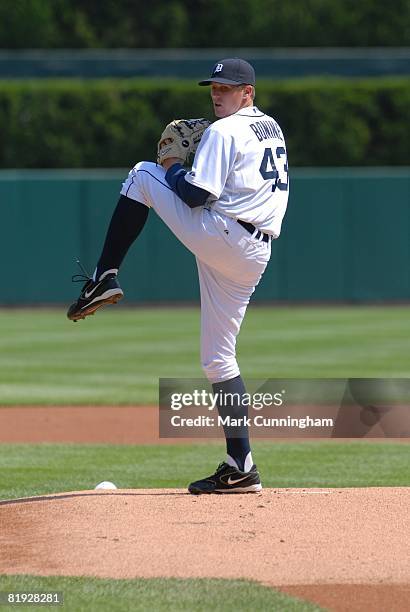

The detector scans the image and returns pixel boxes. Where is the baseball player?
[67,58,289,494]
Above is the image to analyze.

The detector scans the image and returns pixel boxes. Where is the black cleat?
[188,461,262,494]
[67,264,124,322]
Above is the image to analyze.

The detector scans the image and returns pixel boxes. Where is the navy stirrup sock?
[212,375,252,472]
[95,195,149,280]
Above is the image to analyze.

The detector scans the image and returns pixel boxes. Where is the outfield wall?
[1,168,409,304]
[2,49,410,79]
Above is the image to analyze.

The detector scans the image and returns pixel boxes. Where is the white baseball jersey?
[184,106,289,237]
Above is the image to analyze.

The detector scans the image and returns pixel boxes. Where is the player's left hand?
[157,118,211,166]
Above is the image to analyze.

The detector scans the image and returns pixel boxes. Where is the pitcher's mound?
[1,488,409,612]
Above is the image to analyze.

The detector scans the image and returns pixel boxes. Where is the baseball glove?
[157,118,211,165]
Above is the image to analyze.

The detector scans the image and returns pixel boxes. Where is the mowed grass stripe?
[0,442,408,501]
[0,306,409,404]
[0,576,322,612]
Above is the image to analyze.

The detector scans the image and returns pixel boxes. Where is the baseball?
[94,481,117,490]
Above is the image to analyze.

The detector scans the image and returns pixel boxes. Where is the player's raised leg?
[67,177,150,321]
[121,162,204,252]
[68,161,206,321]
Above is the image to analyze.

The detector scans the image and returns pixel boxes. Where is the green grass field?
[1,306,408,611]
[1,441,409,501]
[1,305,409,404]
[0,576,322,612]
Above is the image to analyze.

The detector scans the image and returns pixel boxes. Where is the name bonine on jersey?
[249,120,284,143]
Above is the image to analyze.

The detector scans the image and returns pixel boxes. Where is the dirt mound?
[1,487,409,611]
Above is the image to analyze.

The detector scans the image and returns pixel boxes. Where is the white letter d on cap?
[213,63,223,74]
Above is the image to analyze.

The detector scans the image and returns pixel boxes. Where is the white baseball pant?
[121,161,271,383]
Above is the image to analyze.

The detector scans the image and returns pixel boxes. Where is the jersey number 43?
[259,146,288,192]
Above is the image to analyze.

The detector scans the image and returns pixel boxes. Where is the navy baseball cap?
[198,58,256,86]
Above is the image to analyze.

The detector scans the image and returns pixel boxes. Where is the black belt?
[237,219,271,243]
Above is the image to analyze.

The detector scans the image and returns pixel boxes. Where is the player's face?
[210,83,252,118]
